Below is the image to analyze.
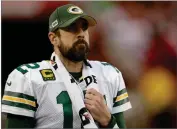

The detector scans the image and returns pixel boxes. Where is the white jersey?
[2,54,131,128]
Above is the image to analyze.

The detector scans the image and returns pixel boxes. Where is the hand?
[84,88,111,127]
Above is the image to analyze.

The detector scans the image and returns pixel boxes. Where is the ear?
[48,32,58,45]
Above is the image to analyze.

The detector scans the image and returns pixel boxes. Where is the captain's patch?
[40,69,56,81]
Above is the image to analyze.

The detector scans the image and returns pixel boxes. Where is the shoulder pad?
[100,61,120,73]
[14,60,55,83]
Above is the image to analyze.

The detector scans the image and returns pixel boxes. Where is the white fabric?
[52,52,98,128]
[112,102,132,114]
[2,105,34,117]
[113,123,119,128]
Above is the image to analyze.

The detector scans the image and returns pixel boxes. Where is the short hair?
[53,28,60,37]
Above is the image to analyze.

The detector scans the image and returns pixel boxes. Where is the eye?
[61,23,77,33]
[82,21,88,31]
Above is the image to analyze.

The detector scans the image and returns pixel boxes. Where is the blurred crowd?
[2,1,177,128]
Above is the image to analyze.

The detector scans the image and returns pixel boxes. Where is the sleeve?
[111,72,132,114]
[113,112,126,128]
[6,113,36,128]
[2,68,37,118]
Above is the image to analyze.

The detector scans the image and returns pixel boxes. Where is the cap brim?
[59,14,97,28]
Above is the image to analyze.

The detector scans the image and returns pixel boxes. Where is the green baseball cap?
[49,4,97,32]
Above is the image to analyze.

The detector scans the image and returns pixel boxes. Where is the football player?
[2,4,131,128]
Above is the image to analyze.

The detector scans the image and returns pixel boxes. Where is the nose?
[77,28,84,39]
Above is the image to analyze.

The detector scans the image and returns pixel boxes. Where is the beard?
[59,39,90,62]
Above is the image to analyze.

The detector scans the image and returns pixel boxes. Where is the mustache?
[73,39,88,46]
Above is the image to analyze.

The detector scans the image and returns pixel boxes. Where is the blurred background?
[1,1,177,128]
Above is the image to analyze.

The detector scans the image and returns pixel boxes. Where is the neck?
[54,50,83,73]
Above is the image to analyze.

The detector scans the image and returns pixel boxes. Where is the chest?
[34,80,113,128]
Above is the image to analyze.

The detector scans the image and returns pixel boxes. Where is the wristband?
[99,115,116,128]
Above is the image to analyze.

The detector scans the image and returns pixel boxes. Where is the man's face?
[57,19,90,62]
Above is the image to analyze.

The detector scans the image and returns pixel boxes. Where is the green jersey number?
[16,63,40,74]
[56,91,87,128]
[56,91,86,128]
[56,90,106,128]
[56,91,73,128]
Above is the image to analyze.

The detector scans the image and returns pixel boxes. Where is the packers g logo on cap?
[67,6,83,14]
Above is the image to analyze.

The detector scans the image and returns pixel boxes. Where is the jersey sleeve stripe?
[2,95,36,107]
[2,100,36,111]
[4,91,35,101]
[113,97,129,107]
[115,93,128,102]
[113,88,127,102]
[117,88,127,97]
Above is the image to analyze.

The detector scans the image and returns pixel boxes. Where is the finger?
[87,89,103,99]
[86,89,94,94]
[85,92,95,100]
[85,103,93,111]
[85,104,98,116]
[86,88,99,95]
[84,98,93,105]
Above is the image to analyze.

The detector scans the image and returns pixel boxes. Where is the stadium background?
[1,1,177,128]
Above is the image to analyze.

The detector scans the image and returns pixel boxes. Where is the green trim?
[4,91,35,102]
[113,88,127,102]
[113,98,129,107]
[117,88,127,97]
[2,100,36,111]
